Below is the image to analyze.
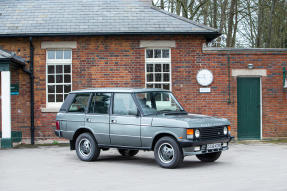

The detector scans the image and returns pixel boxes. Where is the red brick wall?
[0,35,287,140]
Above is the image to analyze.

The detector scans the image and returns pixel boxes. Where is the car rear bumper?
[54,130,62,137]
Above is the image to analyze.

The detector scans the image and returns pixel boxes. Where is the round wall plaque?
[196,69,213,86]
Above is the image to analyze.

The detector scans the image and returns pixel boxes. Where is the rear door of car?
[65,93,91,134]
[85,92,111,145]
[109,93,141,147]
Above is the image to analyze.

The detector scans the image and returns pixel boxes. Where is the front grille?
[199,126,226,140]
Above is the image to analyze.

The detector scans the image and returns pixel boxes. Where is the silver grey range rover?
[55,88,232,168]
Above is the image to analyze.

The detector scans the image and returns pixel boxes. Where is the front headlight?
[195,129,200,138]
[223,126,228,135]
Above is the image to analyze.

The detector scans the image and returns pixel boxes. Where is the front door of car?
[110,93,141,147]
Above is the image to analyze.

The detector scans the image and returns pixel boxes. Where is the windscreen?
[135,92,184,115]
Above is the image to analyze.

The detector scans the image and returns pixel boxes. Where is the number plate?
[207,143,222,150]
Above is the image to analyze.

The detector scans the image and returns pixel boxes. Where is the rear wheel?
[118,149,139,157]
[75,133,100,161]
[196,151,222,162]
[154,136,183,169]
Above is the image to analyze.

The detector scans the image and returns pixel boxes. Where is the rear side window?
[68,94,90,113]
[88,93,111,114]
[113,93,138,115]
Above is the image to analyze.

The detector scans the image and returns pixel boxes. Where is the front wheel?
[118,149,139,157]
[75,133,100,161]
[154,136,183,169]
[196,151,222,162]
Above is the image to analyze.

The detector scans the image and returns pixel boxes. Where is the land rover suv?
[55,88,232,168]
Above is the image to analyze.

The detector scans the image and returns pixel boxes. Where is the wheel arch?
[70,128,95,150]
[151,132,179,150]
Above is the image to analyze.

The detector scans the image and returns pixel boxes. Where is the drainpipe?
[227,54,231,104]
[29,37,35,145]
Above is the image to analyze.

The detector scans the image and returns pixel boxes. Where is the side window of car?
[113,93,138,116]
[88,93,111,114]
[68,94,90,113]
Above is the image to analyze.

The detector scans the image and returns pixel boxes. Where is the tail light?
[56,121,60,130]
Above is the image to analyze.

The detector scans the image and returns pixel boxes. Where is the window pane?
[48,85,55,93]
[146,49,153,58]
[147,64,153,72]
[155,64,161,72]
[56,75,63,83]
[64,50,71,59]
[113,93,137,115]
[64,65,71,73]
[64,85,71,93]
[162,49,169,58]
[163,84,170,90]
[64,75,71,83]
[56,85,63,93]
[147,74,154,82]
[89,93,111,114]
[155,74,162,82]
[48,94,55,102]
[48,65,54,74]
[48,75,55,83]
[163,64,169,72]
[163,73,170,82]
[154,49,161,58]
[146,84,153,88]
[56,94,63,102]
[69,94,90,112]
[56,65,63,74]
[56,50,63,59]
[48,51,55,59]
[155,84,162,89]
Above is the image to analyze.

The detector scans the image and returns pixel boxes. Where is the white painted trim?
[1,71,11,139]
[232,69,267,77]
[41,41,77,49]
[144,48,172,91]
[46,49,72,108]
[140,40,176,48]
[41,107,60,113]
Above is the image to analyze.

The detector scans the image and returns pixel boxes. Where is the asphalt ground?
[0,142,286,191]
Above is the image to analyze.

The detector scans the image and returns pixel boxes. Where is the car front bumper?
[178,136,233,147]
[178,136,234,156]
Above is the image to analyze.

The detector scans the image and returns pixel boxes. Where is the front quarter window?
[136,92,184,115]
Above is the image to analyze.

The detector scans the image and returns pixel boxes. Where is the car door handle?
[111,120,117,124]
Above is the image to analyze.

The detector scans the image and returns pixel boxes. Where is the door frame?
[237,76,262,140]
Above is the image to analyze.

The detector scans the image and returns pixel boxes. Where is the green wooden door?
[237,78,261,139]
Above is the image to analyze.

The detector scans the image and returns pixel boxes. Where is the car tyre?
[196,151,222,162]
[75,132,100,161]
[154,136,183,169]
[118,149,139,157]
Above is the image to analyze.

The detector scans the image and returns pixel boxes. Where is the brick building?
[0,0,287,148]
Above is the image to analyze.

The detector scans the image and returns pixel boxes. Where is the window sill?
[41,107,60,113]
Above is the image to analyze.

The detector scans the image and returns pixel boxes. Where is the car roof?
[70,88,170,94]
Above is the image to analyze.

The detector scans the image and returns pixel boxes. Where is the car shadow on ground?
[89,154,224,169]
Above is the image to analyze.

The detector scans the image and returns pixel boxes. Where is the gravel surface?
[0,143,286,191]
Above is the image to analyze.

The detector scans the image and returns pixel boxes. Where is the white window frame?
[46,49,72,108]
[145,48,172,91]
